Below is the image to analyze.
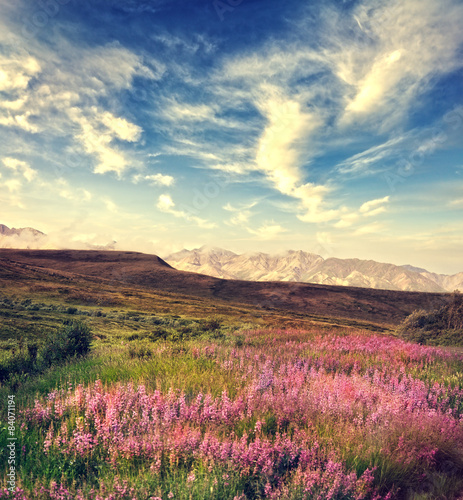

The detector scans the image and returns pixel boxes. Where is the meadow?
[1,298,463,499]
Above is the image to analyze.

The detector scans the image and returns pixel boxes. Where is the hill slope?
[0,249,450,327]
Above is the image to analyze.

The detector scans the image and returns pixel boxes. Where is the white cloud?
[2,157,37,181]
[334,213,359,229]
[0,54,40,91]
[156,194,216,229]
[4,179,22,192]
[162,100,216,122]
[56,178,92,202]
[246,222,287,240]
[334,196,390,228]
[337,0,463,126]
[449,199,463,208]
[0,36,158,176]
[74,43,164,91]
[68,107,142,176]
[103,198,118,213]
[223,201,257,226]
[0,97,27,110]
[100,112,142,142]
[0,112,38,133]
[359,196,390,216]
[336,136,406,175]
[133,173,175,187]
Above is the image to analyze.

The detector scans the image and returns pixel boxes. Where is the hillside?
[0,249,451,328]
[166,246,463,293]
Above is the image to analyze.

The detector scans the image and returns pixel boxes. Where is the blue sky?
[0,0,462,274]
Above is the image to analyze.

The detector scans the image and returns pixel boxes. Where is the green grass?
[1,286,463,499]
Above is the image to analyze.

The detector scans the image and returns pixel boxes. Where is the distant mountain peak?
[401,264,430,274]
[0,224,45,237]
[165,246,463,293]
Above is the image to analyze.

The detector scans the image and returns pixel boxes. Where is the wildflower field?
[1,325,463,500]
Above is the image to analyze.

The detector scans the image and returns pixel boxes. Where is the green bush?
[397,292,463,345]
[201,316,223,332]
[39,321,92,366]
[0,321,92,385]
[128,344,153,359]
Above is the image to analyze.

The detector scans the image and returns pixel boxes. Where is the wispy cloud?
[56,178,92,202]
[156,194,216,229]
[223,201,257,226]
[2,157,37,182]
[67,107,141,176]
[334,196,390,228]
[246,222,287,240]
[336,136,407,175]
[359,196,390,217]
[335,0,463,128]
[150,0,463,228]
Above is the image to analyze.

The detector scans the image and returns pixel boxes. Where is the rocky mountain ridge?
[165,246,463,293]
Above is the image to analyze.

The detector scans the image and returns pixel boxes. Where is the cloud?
[0,53,40,91]
[56,178,92,202]
[0,35,160,176]
[156,194,216,229]
[336,0,463,127]
[336,136,406,175]
[255,87,318,194]
[100,112,142,142]
[0,97,28,111]
[103,198,118,213]
[246,222,287,240]
[68,107,142,176]
[359,196,390,216]
[0,230,47,249]
[4,179,22,193]
[0,113,38,133]
[2,157,37,181]
[334,196,390,228]
[223,201,258,226]
[162,100,217,123]
[73,43,164,91]
[133,173,175,187]
[158,0,463,226]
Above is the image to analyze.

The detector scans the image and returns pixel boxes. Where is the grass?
[1,284,463,499]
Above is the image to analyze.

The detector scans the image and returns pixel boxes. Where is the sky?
[0,0,462,274]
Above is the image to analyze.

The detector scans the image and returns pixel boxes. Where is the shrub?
[37,321,92,368]
[128,344,153,359]
[397,292,463,345]
[201,316,222,332]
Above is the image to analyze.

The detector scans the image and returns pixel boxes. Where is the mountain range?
[165,246,463,293]
[1,224,461,293]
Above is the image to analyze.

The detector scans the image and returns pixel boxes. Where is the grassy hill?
[0,249,452,329]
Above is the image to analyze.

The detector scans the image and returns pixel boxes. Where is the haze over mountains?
[166,247,463,293]
[0,224,44,238]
